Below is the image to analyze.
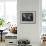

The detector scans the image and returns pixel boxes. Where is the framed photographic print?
[20,11,36,24]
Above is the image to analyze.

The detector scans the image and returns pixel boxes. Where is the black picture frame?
[20,11,36,24]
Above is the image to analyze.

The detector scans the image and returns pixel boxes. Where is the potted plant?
[0,18,5,27]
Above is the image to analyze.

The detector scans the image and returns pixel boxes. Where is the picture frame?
[20,11,36,24]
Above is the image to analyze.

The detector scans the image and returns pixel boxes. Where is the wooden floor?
[0,41,5,46]
[0,41,46,46]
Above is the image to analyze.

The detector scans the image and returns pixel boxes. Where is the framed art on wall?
[20,11,36,24]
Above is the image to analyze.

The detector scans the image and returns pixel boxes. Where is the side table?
[0,30,3,42]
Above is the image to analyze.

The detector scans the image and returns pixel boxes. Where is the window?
[42,0,46,33]
[42,0,46,21]
[0,1,4,18]
[0,0,17,26]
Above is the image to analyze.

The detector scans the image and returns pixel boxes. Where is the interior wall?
[17,0,42,46]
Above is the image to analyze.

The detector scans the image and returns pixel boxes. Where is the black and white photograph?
[20,11,36,24]
[22,13,33,21]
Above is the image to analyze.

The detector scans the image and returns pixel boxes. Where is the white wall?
[17,0,42,46]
